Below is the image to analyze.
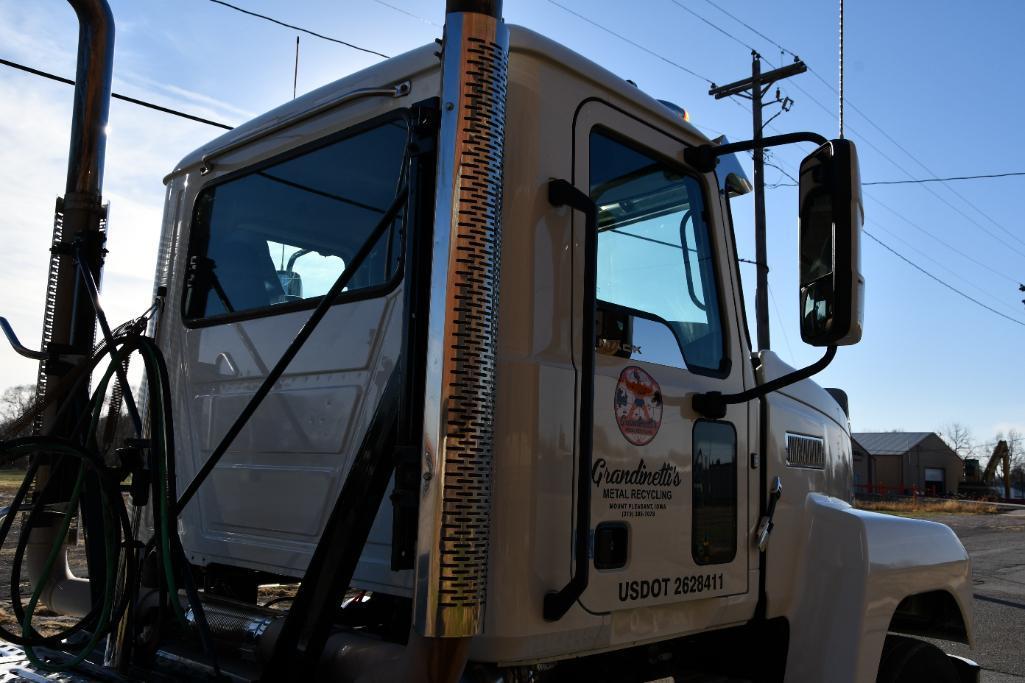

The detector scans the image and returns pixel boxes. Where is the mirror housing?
[798,139,864,346]
[711,136,754,198]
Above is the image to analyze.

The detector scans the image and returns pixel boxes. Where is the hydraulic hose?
[0,329,203,673]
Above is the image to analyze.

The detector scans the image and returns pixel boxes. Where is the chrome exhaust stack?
[26,0,116,619]
[416,0,508,641]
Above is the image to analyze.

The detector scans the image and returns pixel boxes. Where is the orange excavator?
[961,440,1011,499]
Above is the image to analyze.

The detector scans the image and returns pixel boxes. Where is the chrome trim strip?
[199,81,411,174]
[415,10,508,638]
[785,432,826,469]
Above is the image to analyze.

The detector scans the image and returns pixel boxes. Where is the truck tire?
[876,635,959,683]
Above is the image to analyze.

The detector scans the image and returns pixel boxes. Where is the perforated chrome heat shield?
[414,10,508,638]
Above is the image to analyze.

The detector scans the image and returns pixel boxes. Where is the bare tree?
[1007,429,1024,497]
[940,422,976,459]
[0,384,36,438]
[1007,429,1021,460]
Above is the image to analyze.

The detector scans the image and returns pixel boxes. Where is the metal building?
[852,432,963,496]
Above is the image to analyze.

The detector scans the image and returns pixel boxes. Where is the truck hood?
[756,350,850,433]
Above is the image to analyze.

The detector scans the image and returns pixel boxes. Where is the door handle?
[756,476,783,552]
[215,352,239,377]
[544,178,598,622]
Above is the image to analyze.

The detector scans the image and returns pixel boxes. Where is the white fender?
[782,494,972,683]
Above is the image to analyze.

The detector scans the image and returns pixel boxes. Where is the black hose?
[0,438,131,649]
[0,329,204,672]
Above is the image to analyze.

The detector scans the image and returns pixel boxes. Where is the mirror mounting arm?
[692,345,837,419]
[685,132,829,173]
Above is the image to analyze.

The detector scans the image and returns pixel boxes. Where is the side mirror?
[798,139,864,346]
[711,137,754,198]
[277,270,303,300]
[277,247,311,301]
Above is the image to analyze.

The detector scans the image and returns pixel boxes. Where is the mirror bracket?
[685,131,828,173]
[692,345,837,419]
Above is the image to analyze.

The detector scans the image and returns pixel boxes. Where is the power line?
[687,1,1025,255]
[0,57,233,130]
[864,171,1025,186]
[546,0,715,85]
[792,80,1025,261]
[767,282,795,362]
[762,142,1025,274]
[791,63,1025,253]
[760,177,1023,296]
[542,0,763,138]
[864,229,1025,329]
[668,0,759,56]
[867,222,1024,317]
[206,0,390,59]
[770,170,1025,188]
[371,0,442,28]
[867,195,1021,285]
[803,66,1025,251]
[764,158,798,185]
[759,159,1024,305]
[586,3,1025,321]
[700,0,800,60]
[685,1,1025,384]
[753,118,1025,316]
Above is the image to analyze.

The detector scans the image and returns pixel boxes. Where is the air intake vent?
[785,433,825,469]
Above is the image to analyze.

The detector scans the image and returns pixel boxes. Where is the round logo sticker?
[614,366,663,446]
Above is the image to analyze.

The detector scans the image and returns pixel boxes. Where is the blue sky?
[1,0,1022,446]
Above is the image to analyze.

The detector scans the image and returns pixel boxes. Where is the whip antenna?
[839,0,845,138]
[293,35,299,99]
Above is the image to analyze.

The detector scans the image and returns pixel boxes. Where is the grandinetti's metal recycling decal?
[592,458,682,519]
[614,365,663,446]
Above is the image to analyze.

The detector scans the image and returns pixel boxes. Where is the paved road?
[925,511,1025,682]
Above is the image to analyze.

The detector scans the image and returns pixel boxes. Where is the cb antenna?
[838,0,845,138]
[293,35,300,99]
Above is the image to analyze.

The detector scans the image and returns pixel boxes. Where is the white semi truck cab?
[0,1,976,681]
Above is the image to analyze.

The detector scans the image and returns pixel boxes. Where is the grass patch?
[856,498,998,516]
[0,470,28,493]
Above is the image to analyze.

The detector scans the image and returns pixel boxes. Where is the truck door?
[572,101,755,616]
[171,112,412,584]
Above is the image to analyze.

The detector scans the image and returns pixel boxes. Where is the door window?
[589,130,727,375]
[184,117,409,322]
[692,420,737,565]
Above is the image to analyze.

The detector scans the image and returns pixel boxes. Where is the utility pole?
[710,54,806,350]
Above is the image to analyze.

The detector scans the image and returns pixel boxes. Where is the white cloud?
[0,7,224,390]
[0,4,77,72]
[144,80,255,122]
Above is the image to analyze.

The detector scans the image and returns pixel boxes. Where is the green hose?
[0,439,118,671]
[17,350,123,670]
[21,464,114,672]
[0,328,210,673]
[140,342,186,625]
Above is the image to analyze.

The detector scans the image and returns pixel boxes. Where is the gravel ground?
[922,510,1025,682]
[0,474,298,644]
[0,479,87,638]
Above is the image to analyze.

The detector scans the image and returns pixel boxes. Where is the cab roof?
[168,24,709,181]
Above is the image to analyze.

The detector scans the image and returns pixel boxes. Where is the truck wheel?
[876,635,959,683]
